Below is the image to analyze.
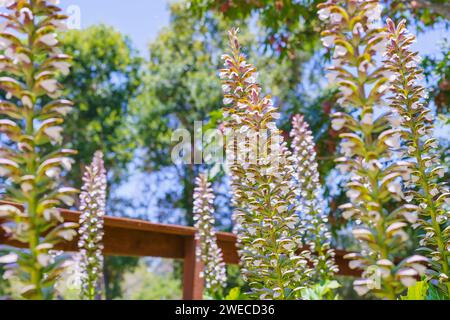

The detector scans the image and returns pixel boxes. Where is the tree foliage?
[189,0,448,59]
[60,25,142,186]
[423,40,450,114]
[132,2,238,225]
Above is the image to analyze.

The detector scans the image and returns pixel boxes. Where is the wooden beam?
[60,209,189,258]
[0,200,361,277]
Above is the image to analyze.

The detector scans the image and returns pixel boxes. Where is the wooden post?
[182,236,204,300]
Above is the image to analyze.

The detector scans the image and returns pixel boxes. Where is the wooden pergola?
[0,200,359,299]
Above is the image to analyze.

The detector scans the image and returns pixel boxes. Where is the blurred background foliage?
[120,259,182,300]
[60,25,143,187]
[0,0,448,299]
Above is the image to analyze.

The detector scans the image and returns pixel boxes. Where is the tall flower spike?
[318,0,426,299]
[78,151,106,300]
[0,0,77,299]
[193,173,227,295]
[220,28,312,300]
[384,18,450,295]
[290,115,338,283]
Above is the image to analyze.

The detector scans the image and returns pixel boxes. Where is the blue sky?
[61,0,171,54]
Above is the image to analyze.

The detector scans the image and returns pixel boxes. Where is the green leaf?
[225,287,247,300]
[426,283,448,300]
[300,280,341,300]
[400,281,428,300]
[327,280,341,290]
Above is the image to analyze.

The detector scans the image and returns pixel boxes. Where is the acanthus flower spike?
[318,0,425,299]
[78,151,106,300]
[193,173,227,296]
[0,0,77,300]
[384,18,450,295]
[290,115,339,284]
[219,28,312,300]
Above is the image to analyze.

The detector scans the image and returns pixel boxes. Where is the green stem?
[24,0,44,300]
[410,106,450,296]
